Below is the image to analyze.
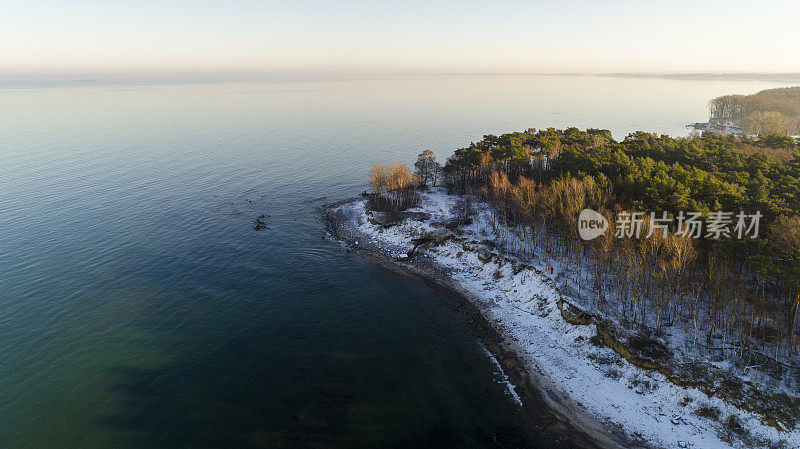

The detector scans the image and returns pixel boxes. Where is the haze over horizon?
[3,0,800,81]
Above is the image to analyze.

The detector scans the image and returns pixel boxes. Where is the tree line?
[440,127,800,369]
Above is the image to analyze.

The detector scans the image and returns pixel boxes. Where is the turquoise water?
[0,76,791,448]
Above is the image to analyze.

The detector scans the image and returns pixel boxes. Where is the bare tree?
[414,149,440,186]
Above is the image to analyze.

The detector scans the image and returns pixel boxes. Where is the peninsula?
[327,128,800,449]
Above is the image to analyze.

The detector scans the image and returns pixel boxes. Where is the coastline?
[322,198,644,449]
[322,189,799,449]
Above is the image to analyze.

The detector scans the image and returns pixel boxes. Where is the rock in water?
[253,214,269,231]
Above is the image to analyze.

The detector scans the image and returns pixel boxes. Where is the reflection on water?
[0,76,791,448]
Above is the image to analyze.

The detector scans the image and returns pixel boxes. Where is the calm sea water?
[0,75,792,448]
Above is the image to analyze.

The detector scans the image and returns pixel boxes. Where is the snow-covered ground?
[331,188,799,449]
[688,122,744,136]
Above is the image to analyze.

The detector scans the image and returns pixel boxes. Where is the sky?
[2,0,800,78]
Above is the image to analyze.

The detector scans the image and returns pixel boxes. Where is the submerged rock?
[253,214,269,230]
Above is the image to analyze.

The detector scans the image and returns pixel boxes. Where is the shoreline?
[322,189,799,449]
[322,199,643,449]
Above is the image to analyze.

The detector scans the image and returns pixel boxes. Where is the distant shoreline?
[3,72,799,88]
[598,72,800,83]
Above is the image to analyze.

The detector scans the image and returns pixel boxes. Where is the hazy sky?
[2,0,799,76]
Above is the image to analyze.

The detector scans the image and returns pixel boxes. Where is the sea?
[0,74,792,448]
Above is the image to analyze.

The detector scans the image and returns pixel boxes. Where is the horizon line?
[2,71,800,87]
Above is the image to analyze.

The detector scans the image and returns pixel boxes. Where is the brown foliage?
[367,161,421,217]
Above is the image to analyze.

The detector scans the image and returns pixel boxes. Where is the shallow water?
[0,75,791,448]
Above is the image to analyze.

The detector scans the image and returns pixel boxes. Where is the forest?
[708,86,800,135]
[417,128,800,369]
